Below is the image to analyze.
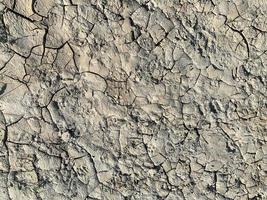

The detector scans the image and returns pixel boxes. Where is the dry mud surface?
[0,0,266,199]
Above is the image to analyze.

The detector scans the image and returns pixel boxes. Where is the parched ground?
[0,0,266,199]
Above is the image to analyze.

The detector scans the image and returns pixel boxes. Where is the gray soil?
[0,0,266,199]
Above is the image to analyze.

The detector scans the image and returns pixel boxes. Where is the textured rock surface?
[0,0,267,199]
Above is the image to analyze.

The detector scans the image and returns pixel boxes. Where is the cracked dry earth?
[0,0,267,199]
